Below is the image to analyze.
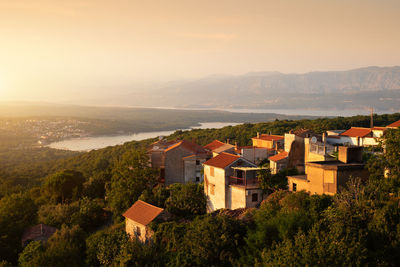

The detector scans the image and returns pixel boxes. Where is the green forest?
[0,113,400,266]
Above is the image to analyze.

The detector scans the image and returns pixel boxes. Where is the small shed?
[123,200,166,243]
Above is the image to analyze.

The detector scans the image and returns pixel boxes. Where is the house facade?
[148,139,210,185]
[287,146,369,195]
[203,152,264,212]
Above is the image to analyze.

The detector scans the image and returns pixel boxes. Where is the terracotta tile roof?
[268,151,288,162]
[203,152,240,169]
[164,140,207,154]
[340,127,372,138]
[213,143,235,153]
[123,200,164,226]
[21,224,57,246]
[252,134,284,141]
[387,119,400,128]
[204,140,226,151]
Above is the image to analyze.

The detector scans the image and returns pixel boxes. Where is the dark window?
[252,193,258,202]
[196,176,200,182]
[293,183,297,192]
[136,226,141,236]
[196,160,200,165]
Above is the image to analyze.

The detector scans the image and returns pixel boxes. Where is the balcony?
[229,176,259,189]
[229,166,267,189]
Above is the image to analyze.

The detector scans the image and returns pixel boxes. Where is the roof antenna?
[370,107,374,129]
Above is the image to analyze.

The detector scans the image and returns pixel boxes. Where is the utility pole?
[370,107,374,129]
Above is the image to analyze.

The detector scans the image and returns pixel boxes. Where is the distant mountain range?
[84,66,400,111]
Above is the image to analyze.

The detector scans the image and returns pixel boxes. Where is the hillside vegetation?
[0,113,399,266]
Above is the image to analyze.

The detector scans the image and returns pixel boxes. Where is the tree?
[18,241,46,267]
[106,150,158,219]
[0,193,37,263]
[42,225,86,267]
[257,167,292,194]
[43,170,85,204]
[86,227,128,266]
[165,183,207,217]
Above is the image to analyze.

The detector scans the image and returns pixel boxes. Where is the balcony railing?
[229,176,259,187]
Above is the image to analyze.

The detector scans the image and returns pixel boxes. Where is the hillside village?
[123,118,400,243]
[3,114,400,266]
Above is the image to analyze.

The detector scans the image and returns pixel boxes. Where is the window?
[136,226,141,236]
[252,193,258,202]
[210,167,214,176]
[196,171,201,182]
[196,160,200,165]
[210,184,215,195]
[293,183,297,192]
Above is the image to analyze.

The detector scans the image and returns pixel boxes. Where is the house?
[252,133,284,150]
[327,127,386,146]
[21,224,57,247]
[268,151,289,174]
[204,140,235,156]
[387,119,400,129]
[235,145,275,165]
[283,129,318,172]
[287,146,369,195]
[147,138,179,169]
[148,139,211,185]
[123,200,168,243]
[304,134,336,163]
[203,152,264,212]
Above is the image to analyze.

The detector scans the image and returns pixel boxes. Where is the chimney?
[226,139,230,144]
[257,132,260,138]
[269,131,271,135]
[235,141,238,149]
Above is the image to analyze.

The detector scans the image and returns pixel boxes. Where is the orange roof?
[164,140,207,154]
[252,134,284,141]
[204,140,226,151]
[387,119,400,128]
[340,127,372,138]
[123,200,164,225]
[203,152,240,169]
[268,151,288,162]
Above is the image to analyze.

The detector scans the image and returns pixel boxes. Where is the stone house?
[123,200,167,243]
[148,139,211,185]
[203,152,264,212]
[287,146,369,195]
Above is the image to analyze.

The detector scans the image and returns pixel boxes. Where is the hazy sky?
[1,0,399,102]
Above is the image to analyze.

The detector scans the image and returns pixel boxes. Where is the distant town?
[0,118,90,145]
